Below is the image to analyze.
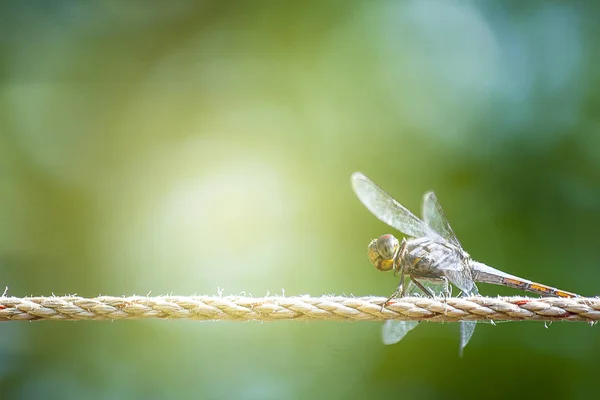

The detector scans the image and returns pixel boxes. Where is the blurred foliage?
[1,0,599,399]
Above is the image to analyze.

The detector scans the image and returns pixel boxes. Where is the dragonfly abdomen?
[470,261,580,298]
[499,278,578,298]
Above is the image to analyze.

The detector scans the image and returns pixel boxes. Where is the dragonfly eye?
[367,235,399,272]
[377,234,399,259]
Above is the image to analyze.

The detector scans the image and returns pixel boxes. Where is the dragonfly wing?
[428,246,464,272]
[422,192,478,292]
[352,172,431,239]
[382,280,420,345]
[382,320,419,345]
[429,249,476,291]
[443,261,479,296]
[459,321,477,357]
[458,283,479,356]
[422,191,461,247]
[443,267,475,293]
[467,282,479,296]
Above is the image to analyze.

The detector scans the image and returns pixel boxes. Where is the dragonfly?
[351,171,580,356]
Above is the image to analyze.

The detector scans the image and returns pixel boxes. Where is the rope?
[0,294,598,323]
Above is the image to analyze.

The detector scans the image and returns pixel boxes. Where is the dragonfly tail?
[471,261,580,298]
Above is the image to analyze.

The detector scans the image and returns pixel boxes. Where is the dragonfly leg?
[392,238,408,277]
[439,277,450,315]
[381,239,409,310]
[410,277,435,298]
[382,270,406,310]
[441,277,451,298]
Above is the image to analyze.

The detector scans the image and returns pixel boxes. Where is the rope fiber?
[0,294,598,323]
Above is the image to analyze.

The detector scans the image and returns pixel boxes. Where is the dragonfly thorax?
[402,237,470,279]
[367,234,400,272]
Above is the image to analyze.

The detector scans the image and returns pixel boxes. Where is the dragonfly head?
[367,234,400,272]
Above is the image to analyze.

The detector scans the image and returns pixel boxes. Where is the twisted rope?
[0,294,597,323]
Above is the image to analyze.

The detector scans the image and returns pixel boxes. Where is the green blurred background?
[1,0,599,399]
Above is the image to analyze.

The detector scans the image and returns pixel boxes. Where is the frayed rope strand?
[0,295,598,323]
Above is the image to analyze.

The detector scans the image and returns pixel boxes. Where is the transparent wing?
[422,191,461,247]
[428,246,464,272]
[458,284,479,356]
[443,263,475,292]
[382,320,419,345]
[382,278,449,345]
[352,172,434,239]
[459,321,477,357]
[422,191,477,293]
[382,280,420,345]
[443,260,478,299]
